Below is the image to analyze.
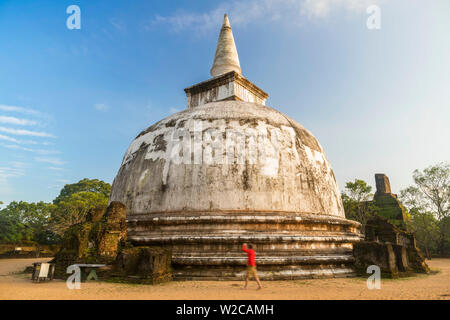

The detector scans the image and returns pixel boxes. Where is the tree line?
[342,162,450,258]
[0,178,110,245]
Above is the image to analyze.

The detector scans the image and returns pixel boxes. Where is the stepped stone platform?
[128,212,361,280]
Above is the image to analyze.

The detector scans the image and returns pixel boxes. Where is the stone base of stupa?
[127,212,362,280]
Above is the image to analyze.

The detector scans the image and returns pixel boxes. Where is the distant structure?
[375,173,392,195]
[110,14,362,279]
[373,173,409,228]
[353,174,429,277]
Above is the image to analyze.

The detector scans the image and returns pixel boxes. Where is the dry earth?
[0,258,449,300]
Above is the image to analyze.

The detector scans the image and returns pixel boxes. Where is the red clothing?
[242,244,256,266]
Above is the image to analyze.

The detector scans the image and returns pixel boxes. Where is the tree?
[0,201,57,244]
[400,163,450,256]
[53,178,110,205]
[50,179,111,235]
[0,179,111,244]
[342,179,378,232]
[411,210,439,259]
[0,211,29,243]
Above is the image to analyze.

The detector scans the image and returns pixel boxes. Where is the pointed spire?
[210,14,242,77]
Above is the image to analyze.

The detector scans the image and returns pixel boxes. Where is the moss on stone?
[373,193,411,230]
[112,246,172,284]
[52,202,171,284]
[52,201,128,278]
[354,215,430,278]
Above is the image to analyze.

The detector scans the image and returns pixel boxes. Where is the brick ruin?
[353,174,429,277]
[51,202,172,284]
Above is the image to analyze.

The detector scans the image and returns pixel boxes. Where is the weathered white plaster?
[111,101,345,217]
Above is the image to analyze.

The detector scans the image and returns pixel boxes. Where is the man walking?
[242,243,262,290]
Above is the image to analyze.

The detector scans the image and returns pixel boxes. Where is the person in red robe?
[242,243,262,290]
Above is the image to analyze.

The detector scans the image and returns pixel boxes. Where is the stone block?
[52,201,128,278]
[354,216,429,277]
[114,246,172,284]
[353,241,399,278]
[375,173,391,194]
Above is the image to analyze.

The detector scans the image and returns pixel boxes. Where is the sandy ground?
[0,258,449,300]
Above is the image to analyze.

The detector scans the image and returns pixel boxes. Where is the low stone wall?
[353,216,429,278]
[112,246,172,284]
[0,244,60,259]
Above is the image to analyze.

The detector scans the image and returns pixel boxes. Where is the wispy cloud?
[0,115,38,126]
[0,143,60,155]
[0,166,25,179]
[0,104,41,116]
[0,134,50,145]
[0,103,54,148]
[0,134,21,143]
[55,178,71,184]
[150,0,381,32]
[301,0,377,18]
[0,104,53,128]
[0,104,62,198]
[110,18,126,31]
[0,127,55,138]
[35,157,65,166]
[10,161,28,169]
[47,166,64,172]
[94,103,110,112]
[0,162,26,198]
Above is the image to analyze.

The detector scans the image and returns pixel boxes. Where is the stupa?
[110,14,362,279]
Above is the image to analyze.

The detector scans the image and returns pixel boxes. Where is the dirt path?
[0,258,449,300]
[0,258,51,276]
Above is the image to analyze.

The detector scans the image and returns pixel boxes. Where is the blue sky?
[0,0,449,205]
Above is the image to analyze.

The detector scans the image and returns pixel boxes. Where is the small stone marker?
[39,263,50,278]
[31,262,55,283]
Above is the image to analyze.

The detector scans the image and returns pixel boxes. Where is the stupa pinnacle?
[184,14,268,108]
[210,13,242,77]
